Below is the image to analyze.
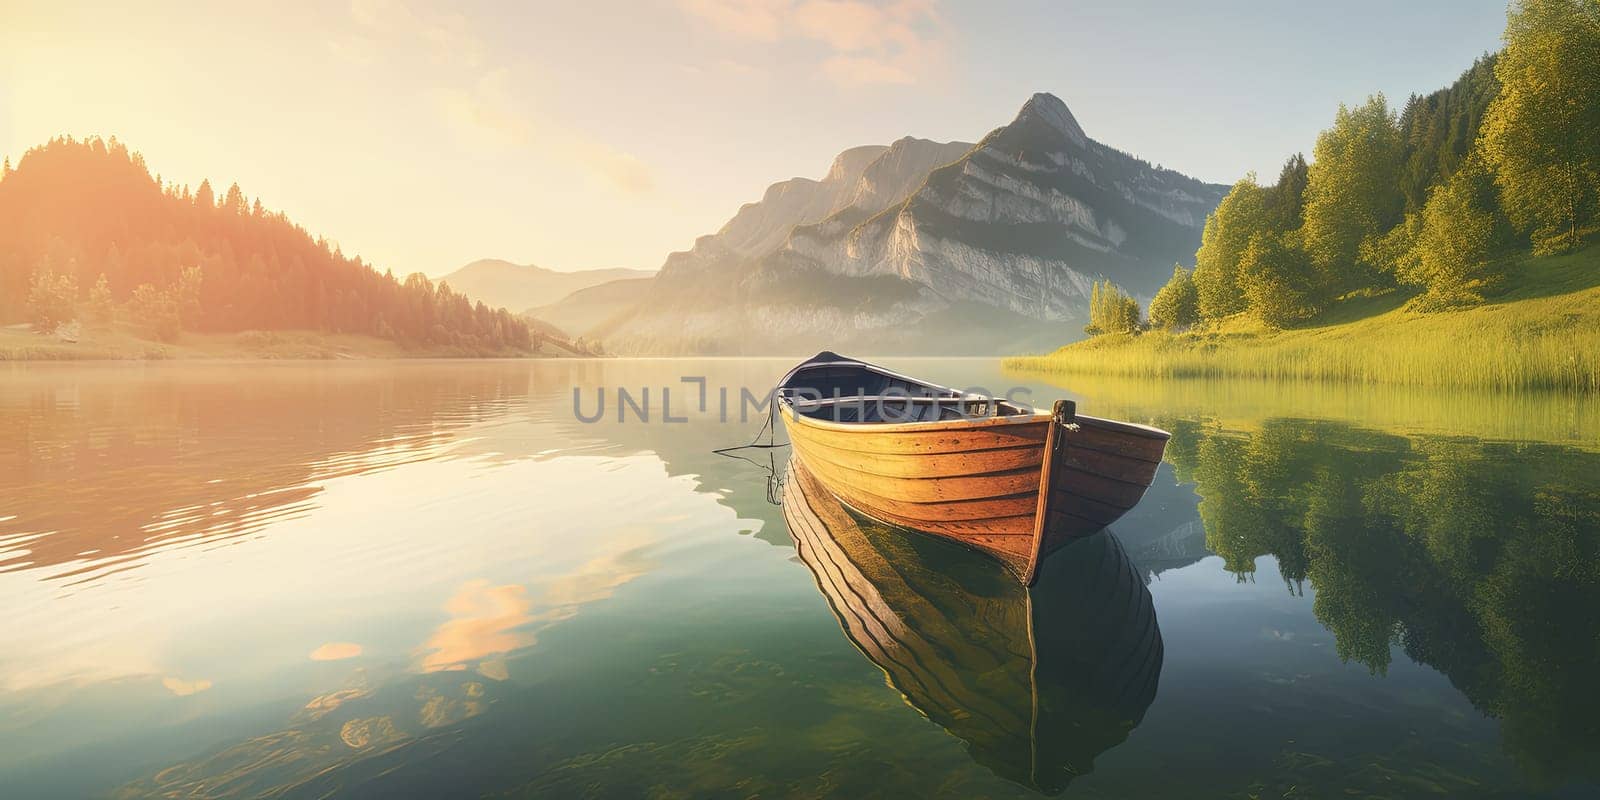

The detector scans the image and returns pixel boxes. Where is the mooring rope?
[712,400,789,505]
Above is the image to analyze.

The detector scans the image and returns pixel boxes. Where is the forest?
[1083,0,1599,336]
[0,137,535,353]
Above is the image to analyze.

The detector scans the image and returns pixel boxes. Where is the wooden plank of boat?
[775,352,1170,584]
[779,411,1049,456]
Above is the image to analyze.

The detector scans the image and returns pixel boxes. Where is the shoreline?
[1006,245,1600,393]
[0,324,582,362]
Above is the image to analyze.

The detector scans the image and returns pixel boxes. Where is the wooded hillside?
[0,137,534,353]
[1076,0,1599,339]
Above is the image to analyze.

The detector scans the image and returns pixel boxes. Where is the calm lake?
[1,358,1597,799]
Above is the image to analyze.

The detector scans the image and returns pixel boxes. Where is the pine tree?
[0,137,535,351]
[1398,55,1500,214]
[1084,281,1104,336]
[1479,0,1600,253]
[1266,153,1309,231]
[223,183,247,215]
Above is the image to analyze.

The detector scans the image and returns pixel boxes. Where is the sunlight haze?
[3,0,1507,277]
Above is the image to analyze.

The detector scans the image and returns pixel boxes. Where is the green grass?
[1006,244,1600,392]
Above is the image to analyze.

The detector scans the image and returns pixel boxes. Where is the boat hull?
[779,401,1168,582]
[782,459,1163,793]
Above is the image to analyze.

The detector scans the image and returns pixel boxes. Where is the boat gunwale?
[775,354,1171,440]
[781,401,1171,440]
[780,401,1051,434]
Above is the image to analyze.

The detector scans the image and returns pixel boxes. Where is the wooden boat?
[776,351,1170,583]
[783,459,1163,794]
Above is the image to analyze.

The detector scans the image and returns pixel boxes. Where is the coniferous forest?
[0,137,535,353]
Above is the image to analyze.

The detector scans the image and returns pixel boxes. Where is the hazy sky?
[3,0,1509,277]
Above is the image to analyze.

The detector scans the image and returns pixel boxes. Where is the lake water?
[1,358,1597,799]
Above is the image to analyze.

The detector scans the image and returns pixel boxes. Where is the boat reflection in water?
[783,459,1163,795]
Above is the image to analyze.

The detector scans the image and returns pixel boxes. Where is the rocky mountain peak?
[823,144,891,184]
[598,91,1226,355]
[1011,92,1087,147]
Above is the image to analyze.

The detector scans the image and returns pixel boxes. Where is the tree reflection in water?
[1162,417,1600,786]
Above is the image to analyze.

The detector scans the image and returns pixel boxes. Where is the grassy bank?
[0,323,561,361]
[1006,244,1600,392]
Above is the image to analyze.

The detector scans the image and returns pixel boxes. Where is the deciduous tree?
[1193,174,1268,320]
[1084,279,1140,335]
[129,283,180,342]
[1479,0,1600,253]
[1405,157,1505,307]
[1302,95,1405,292]
[1148,264,1199,330]
[88,273,114,323]
[27,262,78,331]
[1238,231,1316,328]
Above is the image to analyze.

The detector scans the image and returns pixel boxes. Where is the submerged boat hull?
[776,353,1169,582]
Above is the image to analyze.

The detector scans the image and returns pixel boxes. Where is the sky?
[2,0,1510,277]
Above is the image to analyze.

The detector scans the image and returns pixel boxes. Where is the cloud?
[677,0,788,40]
[342,0,654,194]
[347,0,486,69]
[823,54,915,86]
[568,141,656,194]
[433,69,536,149]
[793,0,900,51]
[309,642,364,661]
[433,70,656,194]
[162,676,213,696]
[325,34,379,66]
[677,0,947,87]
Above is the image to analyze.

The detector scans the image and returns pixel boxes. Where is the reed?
[1007,245,1600,392]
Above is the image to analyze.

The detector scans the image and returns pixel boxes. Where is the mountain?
[526,276,654,340]
[706,139,975,260]
[0,137,535,353]
[437,259,652,315]
[592,93,1227,355]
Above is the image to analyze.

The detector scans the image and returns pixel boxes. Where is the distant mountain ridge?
[526,276,654,341]
[437,259,652,317]
[562,92,1226,355]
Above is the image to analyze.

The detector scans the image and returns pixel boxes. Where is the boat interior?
[778,352,1032,423]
